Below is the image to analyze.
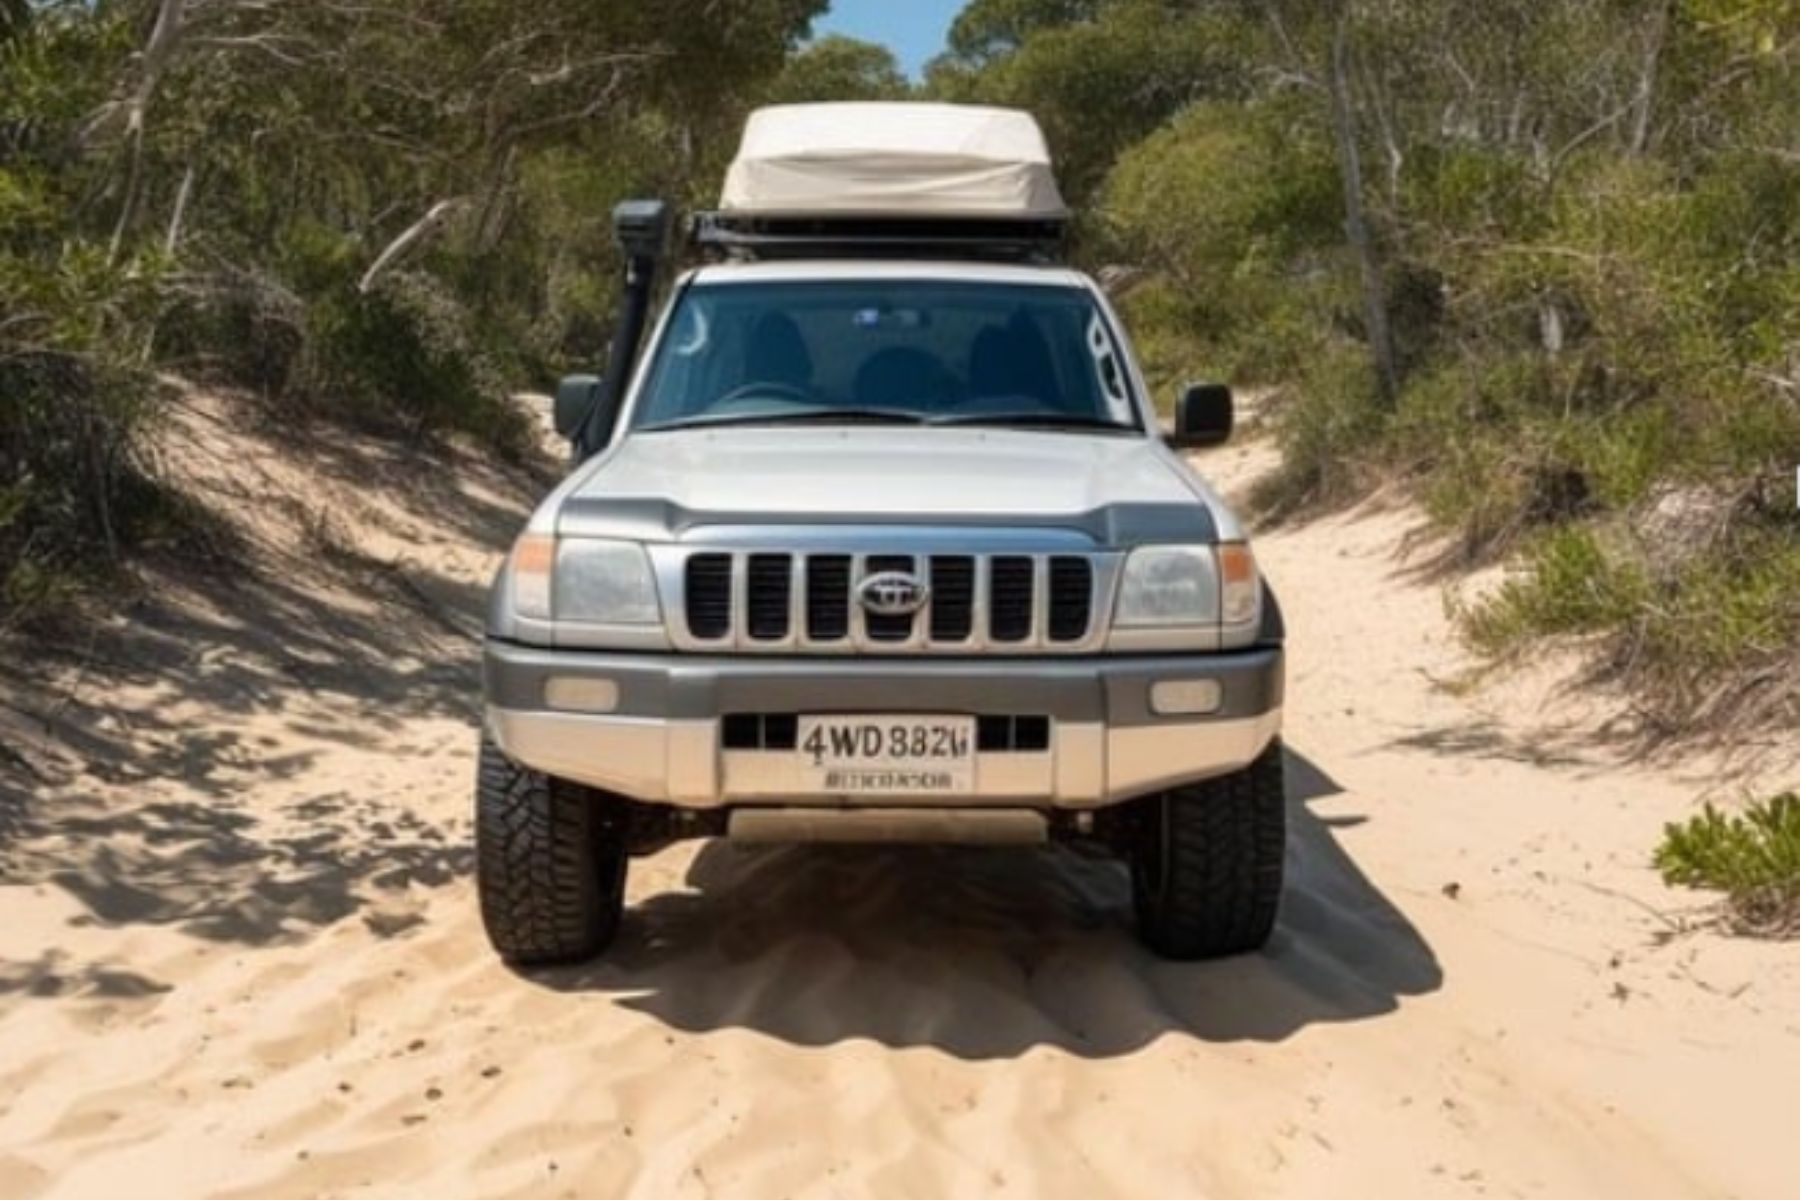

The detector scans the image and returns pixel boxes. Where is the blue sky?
[815,0,966,78]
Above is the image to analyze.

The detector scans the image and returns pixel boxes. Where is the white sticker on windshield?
[1088,314,1133,422]
[672,305,710,357]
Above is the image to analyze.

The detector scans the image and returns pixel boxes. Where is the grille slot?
[746,554,792,640]
[684,554,733,640]
[805,555,852,641]
[977,716,1050,752]
[988,557,1035,643]
[862,555,917,642]
[1047,557,1093,642]
[722,713,760,749]
[928,556,975,642]
[721,714,801,750]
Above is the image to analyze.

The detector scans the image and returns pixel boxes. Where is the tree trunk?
[1326,12,1398,404]
[1629,0,1674,155]
[107,0,187,259]
[131,0,188,136]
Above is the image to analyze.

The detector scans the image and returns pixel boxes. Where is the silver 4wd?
[475,104,1285,965]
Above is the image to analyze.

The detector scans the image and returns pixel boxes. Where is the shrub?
[1247,344,1390,515]
[0,233,171,623]
[1147,137,1799,731]
[1467,514,1799,728]
[303,271,531,457]
[1656,795,1800,936]
[1464,525,1652,646]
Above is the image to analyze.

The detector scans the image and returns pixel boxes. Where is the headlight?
[1114,545,1220,626]
[556,539,660,624]
[508,535,660,625]
[1113,543,1259,629]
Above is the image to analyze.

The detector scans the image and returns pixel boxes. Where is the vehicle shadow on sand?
[537,745,1441,1058]
[0,397,541,949]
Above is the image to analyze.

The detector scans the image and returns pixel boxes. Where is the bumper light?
[543,676,621,713]
[1149,679,1224,716]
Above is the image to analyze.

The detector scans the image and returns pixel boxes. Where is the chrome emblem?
[858,571,929,617]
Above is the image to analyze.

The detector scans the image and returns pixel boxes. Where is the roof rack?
[691,212,1068,264]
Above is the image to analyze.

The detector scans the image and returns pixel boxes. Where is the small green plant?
[1655,794,1800,936]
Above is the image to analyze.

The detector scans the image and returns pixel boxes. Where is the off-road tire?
[475,734,626,966]
[1130,739,1286,960]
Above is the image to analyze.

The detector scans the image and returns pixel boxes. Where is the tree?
[929,0,1257,203]
[941,0,1103,67]
[764,35,911,104]
[0,0,27,47]
[0,0,828,617]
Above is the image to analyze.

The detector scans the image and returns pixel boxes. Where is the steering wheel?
[714,381,814,408]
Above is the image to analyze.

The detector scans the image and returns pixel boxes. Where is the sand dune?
[1,392,1795,1199]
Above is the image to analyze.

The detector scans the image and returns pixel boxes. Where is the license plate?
[796,715,976,795]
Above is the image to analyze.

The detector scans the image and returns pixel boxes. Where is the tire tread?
[1133,739,1286,960]
[475,735,624,965]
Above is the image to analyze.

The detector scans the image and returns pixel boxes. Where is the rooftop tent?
[719,102,1069,220]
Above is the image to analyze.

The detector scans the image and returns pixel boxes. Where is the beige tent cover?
[720,103,1068,219]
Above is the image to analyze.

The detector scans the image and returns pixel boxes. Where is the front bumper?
[483,640,1283,810]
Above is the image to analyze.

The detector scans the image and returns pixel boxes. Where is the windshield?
[630,279,1142,433]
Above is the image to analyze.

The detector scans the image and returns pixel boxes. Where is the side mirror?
[1169,381,1233,449]
[554,373,603,441]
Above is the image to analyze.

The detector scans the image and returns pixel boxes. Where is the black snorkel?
[557,199,672,463]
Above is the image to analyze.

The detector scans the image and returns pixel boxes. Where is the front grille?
[677,548,1108,653]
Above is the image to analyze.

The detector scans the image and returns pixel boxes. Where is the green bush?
[1465,525,1651,646]
[1467,518,1799,726]
[304,271,531,456]
[1657,795,1800,935]
[1234,144,1796,727]
[0,230,171,622]
[1243,344,1390,516]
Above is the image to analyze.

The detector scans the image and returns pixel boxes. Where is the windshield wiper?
[929,411,1136,433]
[639,407,929,433]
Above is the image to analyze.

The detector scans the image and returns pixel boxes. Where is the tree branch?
[358,199,467,294]
[164,164,196,255]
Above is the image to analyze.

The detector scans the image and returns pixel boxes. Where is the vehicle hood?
[557,427,1228,543]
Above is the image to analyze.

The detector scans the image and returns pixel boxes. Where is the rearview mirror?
[554,373,603,441]
[1169,382,1233,449]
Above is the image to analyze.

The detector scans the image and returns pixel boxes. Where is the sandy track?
[1,397,1795,1199]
